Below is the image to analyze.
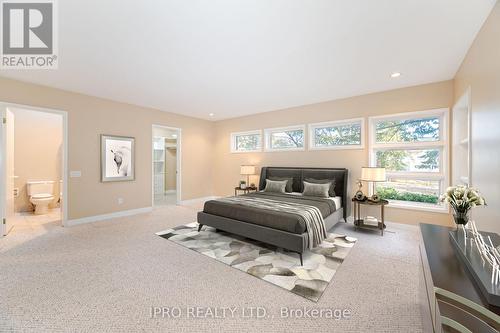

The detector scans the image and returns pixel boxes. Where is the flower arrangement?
[439,185,486,226]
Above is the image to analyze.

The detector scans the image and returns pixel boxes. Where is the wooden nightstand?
[352,198,389,236]
[234,186,258,196]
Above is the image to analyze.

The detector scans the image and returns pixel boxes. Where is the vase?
[453,211,470,227]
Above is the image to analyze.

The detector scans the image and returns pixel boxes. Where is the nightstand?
[352,198,389,236]
[234,186,258,196]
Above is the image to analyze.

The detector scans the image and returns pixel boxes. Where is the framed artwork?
[101,135,135,182]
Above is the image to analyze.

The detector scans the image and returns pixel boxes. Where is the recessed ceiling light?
[209,113,215,117]
[171,134,177,138]
[391,72,401,78]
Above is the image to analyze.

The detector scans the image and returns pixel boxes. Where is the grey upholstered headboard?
[258,167,349,219]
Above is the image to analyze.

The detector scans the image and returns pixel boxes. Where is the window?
[309,118,364,150]
[230,130,262,153]
[369,109,448,211]
[264,125,305,151]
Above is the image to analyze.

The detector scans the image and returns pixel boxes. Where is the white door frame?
[151,125,181,206]
[0,101,68,235]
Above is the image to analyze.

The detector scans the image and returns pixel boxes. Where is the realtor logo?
[1,0,58,69]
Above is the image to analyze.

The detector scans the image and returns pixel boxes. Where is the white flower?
[440,185,486,211]
[446,187,455,196]
[454,188,465,199]
[468,190,478,198]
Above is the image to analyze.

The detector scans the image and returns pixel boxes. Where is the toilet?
[27,181,55,215]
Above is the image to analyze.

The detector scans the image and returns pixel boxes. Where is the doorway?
[0,103,68,237]
[152,125,181,206]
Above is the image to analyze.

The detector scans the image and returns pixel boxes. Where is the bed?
[197,167,349,265]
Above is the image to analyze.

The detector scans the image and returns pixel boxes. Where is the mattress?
[202,192,338,234]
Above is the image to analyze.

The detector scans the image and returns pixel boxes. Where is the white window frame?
[230,130,262,153]
[309,117,365,150]
[368,108,449,213]
[264,125,306,152]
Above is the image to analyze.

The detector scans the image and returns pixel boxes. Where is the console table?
[419,223,500,332]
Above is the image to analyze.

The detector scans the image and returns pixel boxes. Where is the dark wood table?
[419,223,500,332]
[352,198,388,236]
[234,186,257,196]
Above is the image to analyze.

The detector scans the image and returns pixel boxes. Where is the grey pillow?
[264,179,287,194]
[302,181,331,198]
[268,177,294,192]
[304,178,336,197]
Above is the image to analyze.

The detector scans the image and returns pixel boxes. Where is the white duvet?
[286,192,342,209]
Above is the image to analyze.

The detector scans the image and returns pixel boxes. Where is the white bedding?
[288,192,342,209]
[258,190,342,208]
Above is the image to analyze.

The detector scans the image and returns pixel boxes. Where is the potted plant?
[239,180,247,189]
[439,185,486,229]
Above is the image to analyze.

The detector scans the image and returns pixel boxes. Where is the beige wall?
[214,81,455,226]
[13,108,63,212]
[0,77,214,220]
[454,2,500,233]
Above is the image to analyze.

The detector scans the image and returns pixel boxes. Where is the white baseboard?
[179,196,220,206]
[164,190,176,194]
[66,207,153,227]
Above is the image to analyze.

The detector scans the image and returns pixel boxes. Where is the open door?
[0,107,15,236]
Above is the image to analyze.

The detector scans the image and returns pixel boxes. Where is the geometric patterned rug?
[156,222,357,302]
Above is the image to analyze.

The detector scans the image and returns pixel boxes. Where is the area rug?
[156,223,357,302]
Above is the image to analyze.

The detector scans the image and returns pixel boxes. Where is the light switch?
[70,171,82,178]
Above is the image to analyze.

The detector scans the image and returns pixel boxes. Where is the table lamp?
[240,165,256,189]
[360,167,386,201]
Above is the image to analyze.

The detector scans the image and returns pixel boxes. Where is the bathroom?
[9,107,63,230]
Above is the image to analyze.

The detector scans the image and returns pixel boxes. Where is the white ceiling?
[1,0,496,120]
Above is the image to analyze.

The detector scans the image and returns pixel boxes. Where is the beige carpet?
[157,223,357,302]
[0,203,424,332]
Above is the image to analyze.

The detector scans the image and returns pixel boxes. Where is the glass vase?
[453,211,470,227]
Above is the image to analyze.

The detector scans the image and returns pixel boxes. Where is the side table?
[352,198,389,236]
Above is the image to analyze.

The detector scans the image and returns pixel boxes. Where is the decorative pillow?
[268,177,294,192]
[304,178,336,197]
[264,179,287,194]
[302,181,331,198]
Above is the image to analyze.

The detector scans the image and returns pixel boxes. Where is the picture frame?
[101,134,135,182]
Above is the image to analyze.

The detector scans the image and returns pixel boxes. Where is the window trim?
[230,130,263,153]
[368,108,449,212]
[308,117,365,150]
[264,125,306,152]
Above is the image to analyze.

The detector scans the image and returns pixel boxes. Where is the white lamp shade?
[361,167,386,182]
[240,165,256,175]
